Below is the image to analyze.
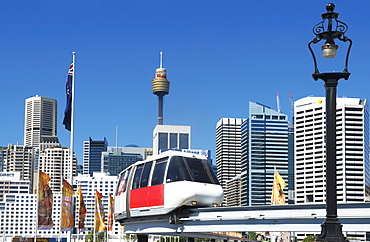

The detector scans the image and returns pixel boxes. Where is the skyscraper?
[24,95,57,149]
[83,137,108,176]
[240,102,289,206]
[294,96,369,203]
[153,125,190,155]
[216,117,246,205]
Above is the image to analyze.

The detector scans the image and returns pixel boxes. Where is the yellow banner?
[76,186,87,232]
[271,170,287,205]
[95,190,106,233]
[38,171,54,229]
[108,194,114,231]
[61,179,74,231]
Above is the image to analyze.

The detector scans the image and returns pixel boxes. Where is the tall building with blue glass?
[83,137,108,176]
[241,102,289,206]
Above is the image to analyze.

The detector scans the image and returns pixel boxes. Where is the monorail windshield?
[166,156,219,185]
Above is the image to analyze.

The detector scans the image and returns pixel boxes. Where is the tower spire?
[151,52,170,125]
[159,51,163,69]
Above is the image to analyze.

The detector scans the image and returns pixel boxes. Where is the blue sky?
[1,1,370,164]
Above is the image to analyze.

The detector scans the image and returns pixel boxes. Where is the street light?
[308,3,352,242]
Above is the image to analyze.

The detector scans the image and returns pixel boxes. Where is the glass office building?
[241,102,289,206]
[83,137,108,176]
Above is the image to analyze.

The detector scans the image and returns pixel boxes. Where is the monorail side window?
[139,161,153,188]
[151,158,168,186]
[166,156,191,182]
[116,169,131,196]
[132,164,144,190]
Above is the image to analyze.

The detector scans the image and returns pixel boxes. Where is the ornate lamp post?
[308,3,352,242]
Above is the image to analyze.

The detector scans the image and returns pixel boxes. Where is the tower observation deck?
[152,52,170,125]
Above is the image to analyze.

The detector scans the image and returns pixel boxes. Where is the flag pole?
[69,52,76,242]
[94,190,97,242]
[34,171,40,242]
[70,52,76,185]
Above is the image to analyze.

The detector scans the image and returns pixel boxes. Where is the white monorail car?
[114,151,223,222]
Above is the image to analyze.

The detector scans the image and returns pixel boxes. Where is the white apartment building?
[216,118,246,205]
[153,125,191,155]
[74,172,121,237]
[5,145,34,182]
[0,172,70,240]
[0,172,30,201]
[24,96,57,149]
[294,96,369,204]
[0,192,79,241]
[38,146,77,193]
[0,172,121,241]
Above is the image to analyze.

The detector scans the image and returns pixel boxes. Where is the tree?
[85,230,106,242]
[244,232,258,240]
[124,234,138,242]
[302,235,318,242]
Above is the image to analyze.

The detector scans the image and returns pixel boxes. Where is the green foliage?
[243,232,258,240]
[124,234,138,242]
[302,235,318,242]
[195,238,211,242]
[85,230,106,242]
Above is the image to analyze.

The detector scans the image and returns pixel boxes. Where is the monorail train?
[114,150,224,222]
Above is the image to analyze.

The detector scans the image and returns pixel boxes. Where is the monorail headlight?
[191,201,197,206]
[212,203,218,207]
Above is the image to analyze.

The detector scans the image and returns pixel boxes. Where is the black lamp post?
[308,3,352,242]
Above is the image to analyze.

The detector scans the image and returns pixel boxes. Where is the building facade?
[241,102,289,206]
[294,97,369,203]
[38,146,77,192]
[0,172,120,241]
[0,172,30,201]
[0,146,6,172]
[83,137,108,176]
[225,175,242,206]
[153,125,190,155]
[5,144,34,183]
[24,96,57,149]
[101,147,144,176]
[216,118,246,205]
[74,172,120,236]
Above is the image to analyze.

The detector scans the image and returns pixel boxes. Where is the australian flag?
[62,63,73,131]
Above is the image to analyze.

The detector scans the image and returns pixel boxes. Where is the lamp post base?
[316,217,348,242]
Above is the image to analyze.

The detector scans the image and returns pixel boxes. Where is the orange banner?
[271,170,287,205]
[95,190,106,233]
[61,179,74,231]
[38,171,54,229]
[76,186,87,232]
[108,194,114,231]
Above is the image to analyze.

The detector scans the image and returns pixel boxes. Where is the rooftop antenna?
[276,91,281,113]
[115,125,118,148]
[159,51,163,69]
[289,91,294,120]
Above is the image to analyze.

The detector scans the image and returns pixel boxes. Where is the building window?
[179,134,189,149]
[170,133,178,149]
[159,133,168,151]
